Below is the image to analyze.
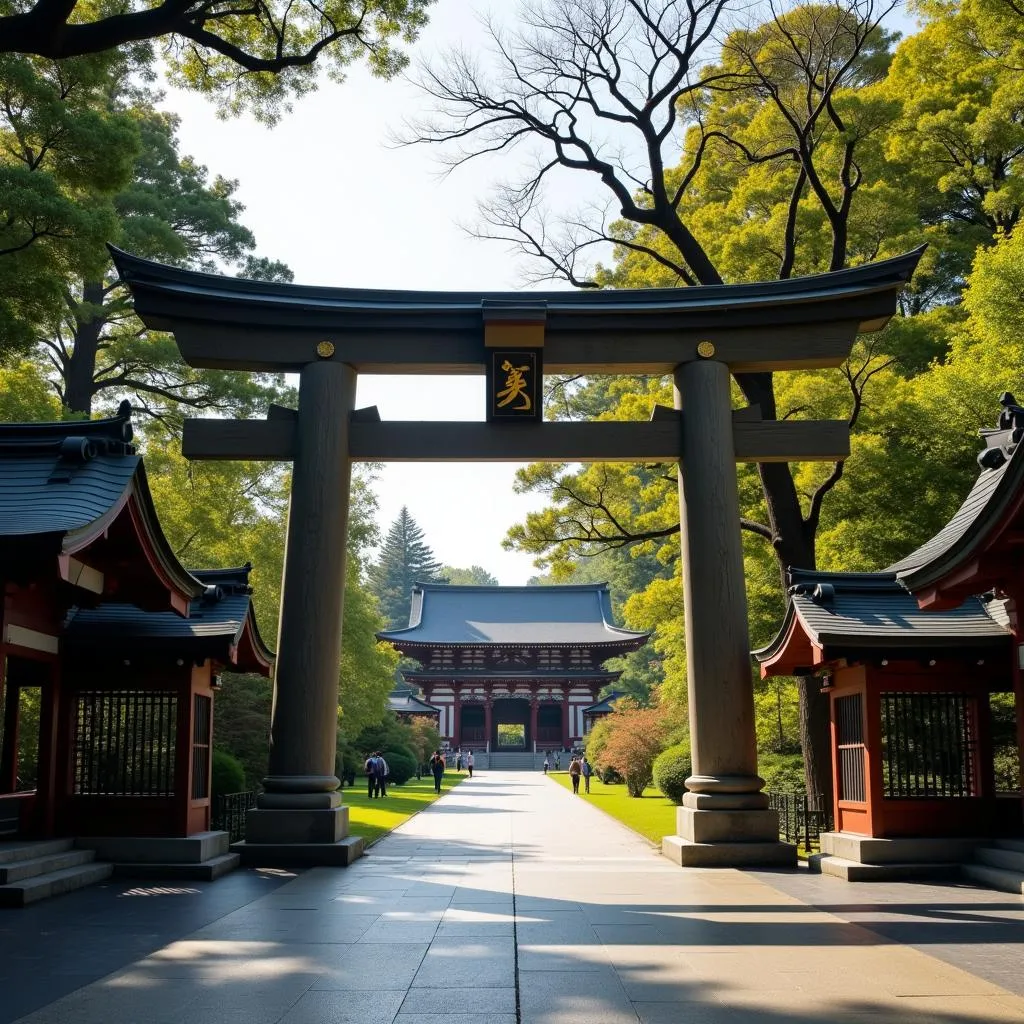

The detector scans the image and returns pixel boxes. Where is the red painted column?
[484,697,493,752]
[453,688,462,748]
[529,692,539,753]
[561,687,571,751]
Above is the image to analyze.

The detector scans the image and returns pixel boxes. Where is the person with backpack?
[375,752,389,797]
[581,756,593,794]
[364,753,378,798]
[429,749,446,794]
[569,756,582,794]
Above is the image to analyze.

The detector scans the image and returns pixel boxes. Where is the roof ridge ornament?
[978,391,1024,470]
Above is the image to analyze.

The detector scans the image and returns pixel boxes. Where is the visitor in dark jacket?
[429,750,446,794]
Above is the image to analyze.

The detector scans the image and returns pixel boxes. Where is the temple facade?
[377,583,648,753]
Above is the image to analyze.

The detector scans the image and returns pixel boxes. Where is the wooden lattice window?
[191,695,212,800]
[73,691,177,796]
[881,692,976,798]
[835,694,866,803]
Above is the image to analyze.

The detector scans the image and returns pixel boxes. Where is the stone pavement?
[8,771,1024,1024]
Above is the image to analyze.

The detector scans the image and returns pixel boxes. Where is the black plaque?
[486,349,543,423]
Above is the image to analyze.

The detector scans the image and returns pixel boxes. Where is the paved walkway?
[9,771,1024,1024]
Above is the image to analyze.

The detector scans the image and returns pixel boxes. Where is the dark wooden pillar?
[453,688,462,748]
[247,360,360,854]
[664,358,791,866]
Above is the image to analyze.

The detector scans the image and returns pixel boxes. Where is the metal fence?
[766,791,833,851]
[212,790,258,842]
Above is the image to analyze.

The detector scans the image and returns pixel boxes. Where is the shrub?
[599,766,623,784]
[211,749,246,797]
[600,704,670,797]
[758,753,806,793]
[653,742,691,803]
[382,747,417,785]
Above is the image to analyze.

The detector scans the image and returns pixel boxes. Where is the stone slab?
[109,852,240,881]
[675,806,779,844]
[76,831,229,864]
[819,831,983,864]
[811,853,962,882]
[246,806,350,844]
[233,835,364,867]
[661,834,796,867]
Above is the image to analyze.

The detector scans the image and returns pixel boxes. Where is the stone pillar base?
[239,804,364,866]
[246,805,350,845]
[662,835,796,868]
[660,805,796,868]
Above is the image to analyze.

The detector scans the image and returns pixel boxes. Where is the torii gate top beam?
[109,246,924,375]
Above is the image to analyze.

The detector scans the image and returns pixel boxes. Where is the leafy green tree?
[0,0,433,124]
[0,49,143,358]
[367,506,446,628]
[441,565,499,586]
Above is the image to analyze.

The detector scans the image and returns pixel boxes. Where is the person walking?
[375,752,389,798]
[554,753,561,771]
[543,756,549,775]
[581,756,593,794]
[569,756,582,794]
[456,751,463,773]
[467,751,474,778]
[364,754,377,798]
[429,749,445,794]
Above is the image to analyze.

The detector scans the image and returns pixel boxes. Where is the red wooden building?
[757,395,1024,877]
[378,583,647,755]
[0,408,272,843]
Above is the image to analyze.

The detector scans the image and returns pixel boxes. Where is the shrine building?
[0,408,271,899]
[377,583,647,756]
[757,394,1024,882]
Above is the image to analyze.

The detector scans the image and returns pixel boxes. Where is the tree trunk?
[735,370,834,811]
[64,280,105,417]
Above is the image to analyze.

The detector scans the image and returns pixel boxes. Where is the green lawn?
[341,773,465,847]
[548,771,677,845]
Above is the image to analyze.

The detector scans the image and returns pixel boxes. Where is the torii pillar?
[662,353,792,866]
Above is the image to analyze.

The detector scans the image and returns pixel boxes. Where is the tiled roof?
[377,583,649,648]
[754,569,1010,663]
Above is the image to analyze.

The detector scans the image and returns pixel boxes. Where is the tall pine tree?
[368,507,446,628]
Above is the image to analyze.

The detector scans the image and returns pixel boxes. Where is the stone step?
[0,839,74,865]
[994,838,1024,855]
[810,854,960,882]
[977,846,1024,874]
[962,862,1024,897]
[111,852,240,881]
[0,848,96,884]
[0,861,113,907]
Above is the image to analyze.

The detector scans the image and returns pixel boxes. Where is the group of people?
[453,750,475,778]
[364,751,389,798]
[541,753,593,793]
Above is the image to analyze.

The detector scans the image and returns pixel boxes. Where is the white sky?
[160,0,917,584]
[161,1,587,585]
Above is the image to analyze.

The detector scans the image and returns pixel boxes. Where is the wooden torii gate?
[112,246,923,867]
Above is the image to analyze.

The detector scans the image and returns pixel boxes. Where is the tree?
[0,0,433,123]
[441,565,499,586]
[367,506,446,628]
[597,700,670,796]
[44,106,293,420]
[0,48,143,358]
[407,0,925,805]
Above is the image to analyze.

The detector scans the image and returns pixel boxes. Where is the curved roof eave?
[110,245,925,320]
[893,444,1024,595]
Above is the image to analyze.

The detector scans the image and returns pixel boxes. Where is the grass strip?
[547,771,676,845]
[342,773,466,847]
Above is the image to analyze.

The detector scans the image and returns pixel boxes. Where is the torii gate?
[112,246,922,867]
